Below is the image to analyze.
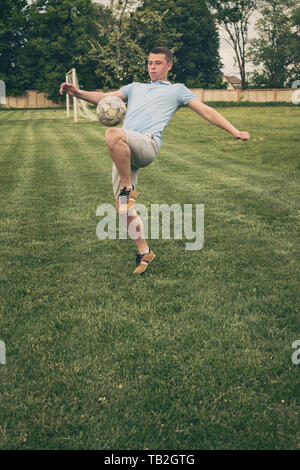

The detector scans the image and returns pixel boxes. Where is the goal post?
[65,68,97,123]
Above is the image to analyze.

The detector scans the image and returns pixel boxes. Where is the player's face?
[148,54,172,82]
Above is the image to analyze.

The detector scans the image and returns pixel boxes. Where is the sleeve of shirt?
[178,84,197,106]
[119,83,135,102]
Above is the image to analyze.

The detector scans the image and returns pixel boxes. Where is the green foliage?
[1,0,103,100]
[5,0,299,96]
[0,0,28,95]
[88,1,147,88]
[22,0,101,102]
[88,1,182,88]
[137,0,223,88]
[288,5,300,86]
[247,0,300,88]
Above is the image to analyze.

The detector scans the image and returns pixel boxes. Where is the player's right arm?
[59,83,125,104]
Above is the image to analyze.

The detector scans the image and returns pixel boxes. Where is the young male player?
[60,47,250,274]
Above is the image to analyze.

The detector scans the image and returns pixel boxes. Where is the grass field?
[0,106,299,450]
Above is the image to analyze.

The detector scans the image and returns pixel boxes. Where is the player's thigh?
[125,130,159,168]
[105,128,127,147]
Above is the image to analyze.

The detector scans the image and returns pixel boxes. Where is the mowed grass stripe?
[0,117,30,199]
[0,118,54,268]
[165,106,299,172]
[0,116,127,449]
[0,108,299,450]
[56,118,120,200]
[146,112,298,239]
[0,109,66,122]
[0,113,247,448]
[158,113,299,201]
[0,119,81,328]
[54,121,147,272]
[147,129,299,293]
[140,109,299,332]
[48,120,129,270]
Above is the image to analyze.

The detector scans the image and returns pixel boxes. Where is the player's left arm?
[187,99,250,141]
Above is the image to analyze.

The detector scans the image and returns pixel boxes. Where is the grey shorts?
[112,129,159,199]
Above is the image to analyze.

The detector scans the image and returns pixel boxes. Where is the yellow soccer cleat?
[133,250,156,275]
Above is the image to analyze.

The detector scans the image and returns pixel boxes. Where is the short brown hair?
[150,47,173,63]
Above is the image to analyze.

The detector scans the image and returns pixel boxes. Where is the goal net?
[65,68,97,122]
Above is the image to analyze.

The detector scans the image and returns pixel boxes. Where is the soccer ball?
[96,96,126,127]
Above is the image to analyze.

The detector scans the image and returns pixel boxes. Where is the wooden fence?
[191,88,295,103]
[1,88,296,108]
[2,90,62,108]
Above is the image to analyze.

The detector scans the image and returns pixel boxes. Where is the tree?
[88,0,147,88]
[89,0,181,88]
[208,0,258,89]
[289,4,300,85]
[135,0,224,88]
[247,0,300,88]
[23,0,101,101]
[0,0,28,95]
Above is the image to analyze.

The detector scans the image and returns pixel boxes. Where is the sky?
[93,0,259,78]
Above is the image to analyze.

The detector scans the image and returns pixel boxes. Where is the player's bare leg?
[106,128,138,214]
[116,200,156,274]
[107,130,155,273]
[116,200,147,253]
[105,128,131,188]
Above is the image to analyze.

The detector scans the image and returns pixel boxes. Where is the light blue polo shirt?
[120,81,196,150]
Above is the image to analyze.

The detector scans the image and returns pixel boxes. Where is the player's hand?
[59,82,79,97]
[234,131,250,141]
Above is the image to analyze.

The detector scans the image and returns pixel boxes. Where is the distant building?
[223,75,242,90]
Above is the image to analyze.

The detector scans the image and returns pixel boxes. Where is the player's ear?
[168,61,173,71]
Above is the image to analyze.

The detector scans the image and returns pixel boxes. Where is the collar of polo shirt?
[147,80,171,85]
